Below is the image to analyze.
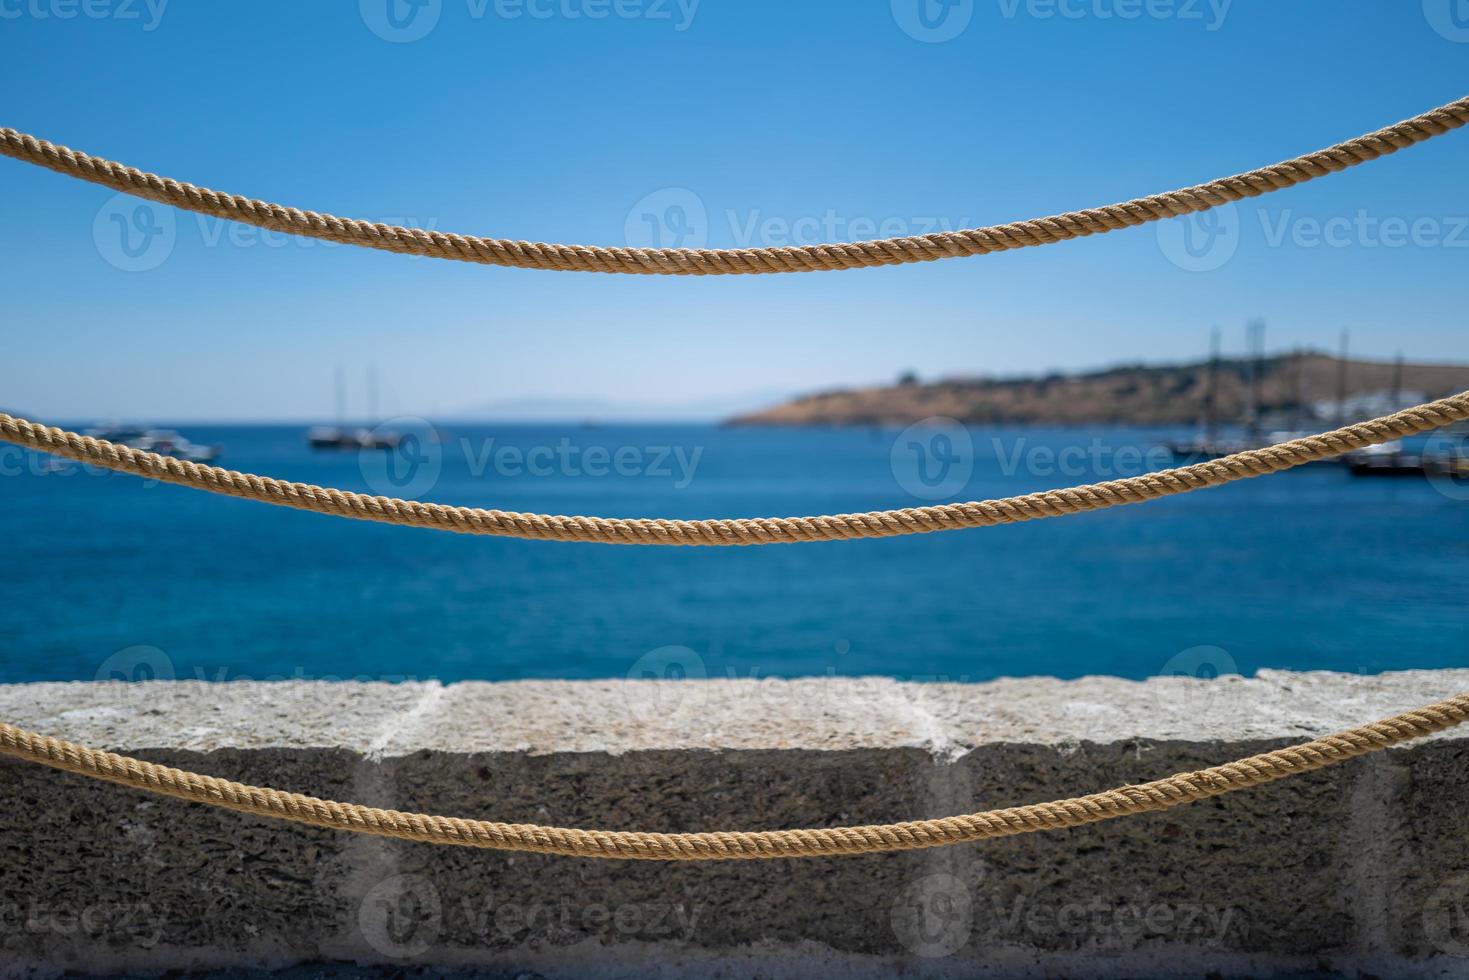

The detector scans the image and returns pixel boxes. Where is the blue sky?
[2,1,1467,421]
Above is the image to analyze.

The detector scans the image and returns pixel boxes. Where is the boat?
[1165,436,1251,462]
[1346,442,1469,478]
[307,426,401,451]
[84,424,149,443]
[1164,325,1358,469]
[129,429,222,463]
[86,423,221,463]
[307,366,402,451]
[1165,323,1277,462]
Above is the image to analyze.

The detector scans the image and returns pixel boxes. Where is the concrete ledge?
[2,671,1469,978]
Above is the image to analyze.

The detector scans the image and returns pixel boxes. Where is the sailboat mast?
[1289,346,1305,433]
[1204,327,1220,444]
[1245,319,1265,444]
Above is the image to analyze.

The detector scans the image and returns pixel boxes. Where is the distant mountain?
[455,388,794,423]
[729,354,1469,427]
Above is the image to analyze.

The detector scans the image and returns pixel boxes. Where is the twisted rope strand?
[2,391,1466,546]
[3,95,1466,275]
[1,691,1464,860]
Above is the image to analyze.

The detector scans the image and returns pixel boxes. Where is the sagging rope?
[3,95,1467,275]
[2,392,1467,546]
[1,692,1465,860]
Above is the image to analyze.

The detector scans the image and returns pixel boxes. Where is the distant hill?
[729,353,1469,427]
[455,388,793,423]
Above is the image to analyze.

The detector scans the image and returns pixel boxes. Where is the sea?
[2,422,1466,686]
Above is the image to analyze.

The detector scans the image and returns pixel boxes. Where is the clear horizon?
[13,345,1461,425]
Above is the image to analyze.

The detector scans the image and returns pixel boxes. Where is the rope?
[2,691,1464,860]
[3,95,1466,275]
[2,392,1466,546]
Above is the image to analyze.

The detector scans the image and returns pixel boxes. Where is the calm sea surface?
[2,423,1466,684]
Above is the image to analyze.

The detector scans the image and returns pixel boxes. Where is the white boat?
[127,429,221,463]
[87,424,221,463]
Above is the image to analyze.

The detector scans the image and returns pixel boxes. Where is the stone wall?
[2,670,1468,978]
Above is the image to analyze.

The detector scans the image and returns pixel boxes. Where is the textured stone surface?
[0,672,1468,978]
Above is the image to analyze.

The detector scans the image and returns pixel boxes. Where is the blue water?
[1,424,1466,684]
